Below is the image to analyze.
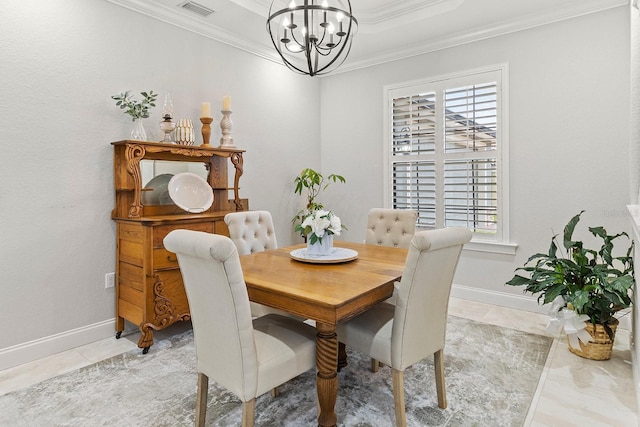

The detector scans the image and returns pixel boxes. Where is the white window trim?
[382,63,514,254]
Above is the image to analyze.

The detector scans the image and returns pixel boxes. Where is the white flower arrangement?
[295,209,343,244]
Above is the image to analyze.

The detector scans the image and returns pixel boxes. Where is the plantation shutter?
[390,77,499,234]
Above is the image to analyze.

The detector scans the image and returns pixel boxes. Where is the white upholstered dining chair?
[224,210,293,319]
[365,208,418,248]
[163,229,317,427]
[337,227,472,427]
[225,210,279,254]
[365,208,418,332]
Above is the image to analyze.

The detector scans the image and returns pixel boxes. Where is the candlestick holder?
[219,110,235,148]
[200,117,214,148]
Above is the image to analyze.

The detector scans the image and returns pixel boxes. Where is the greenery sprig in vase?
[111,90,158,120]
[111,90,158,141]
[506,211,634,358]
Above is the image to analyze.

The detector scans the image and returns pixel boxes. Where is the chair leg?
[241,399,256,427]
[195,373,209,427]
[434,349,447,409]
[370,358,380,373]
[392,369,407,427]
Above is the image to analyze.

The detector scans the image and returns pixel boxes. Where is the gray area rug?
[0,316,551,426]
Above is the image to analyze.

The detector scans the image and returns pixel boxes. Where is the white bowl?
[168,172,213,213]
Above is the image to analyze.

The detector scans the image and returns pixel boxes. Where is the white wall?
[320,7,631,307]
[0,0,319,369]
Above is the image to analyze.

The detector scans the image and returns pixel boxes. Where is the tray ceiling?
[107,0,627,73]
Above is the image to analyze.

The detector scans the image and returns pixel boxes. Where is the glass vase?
[130,118,147,141]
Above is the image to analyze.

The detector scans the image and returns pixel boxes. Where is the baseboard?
[451,284,547,314]
[0,319,116,371]
[451,284,633,330]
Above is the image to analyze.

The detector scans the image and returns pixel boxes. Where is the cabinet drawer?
[153,222,214,247]
[214,220,230,237]
[153,247,179,270]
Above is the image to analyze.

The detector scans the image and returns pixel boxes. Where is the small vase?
[131,119,147,141]
[174,119,195,145]
[307,234,333,256]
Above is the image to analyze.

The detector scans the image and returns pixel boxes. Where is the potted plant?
[292,168,346,253]
[111,90,158,141]
[506,211,634,360]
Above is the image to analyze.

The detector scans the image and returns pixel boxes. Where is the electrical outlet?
[105,272,115,289]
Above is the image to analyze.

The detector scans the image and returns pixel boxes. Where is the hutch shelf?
[111,140,248,353]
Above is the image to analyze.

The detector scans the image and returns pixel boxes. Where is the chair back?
[225,210,278,255]
[391,227,472,370]
[365,208,418,248]
[163,229,258,401]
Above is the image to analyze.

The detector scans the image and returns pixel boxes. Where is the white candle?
[201,102,211,118]
[222,96,231,111]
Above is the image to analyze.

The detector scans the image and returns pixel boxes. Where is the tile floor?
[0,297,637,426]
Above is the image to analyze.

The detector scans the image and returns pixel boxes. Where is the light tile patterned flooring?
[0,298,637,426]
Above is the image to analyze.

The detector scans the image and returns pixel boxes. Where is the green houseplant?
[292,168,346,241]
[506,211,634,359]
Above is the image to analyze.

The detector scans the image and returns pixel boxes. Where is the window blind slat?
[391,76,500,234]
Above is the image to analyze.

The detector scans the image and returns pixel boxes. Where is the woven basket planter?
[567,319,619,361]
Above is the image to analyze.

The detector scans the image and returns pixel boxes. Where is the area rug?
[0,316,551,426]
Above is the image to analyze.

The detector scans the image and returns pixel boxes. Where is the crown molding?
[336,0,628,75]
[105,0,281,63]
[105,0,629,75]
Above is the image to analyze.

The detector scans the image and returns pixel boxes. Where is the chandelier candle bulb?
[201,102,211,118]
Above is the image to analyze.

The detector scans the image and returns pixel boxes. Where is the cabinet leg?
[137,324,155,351]
[115,331,122,339]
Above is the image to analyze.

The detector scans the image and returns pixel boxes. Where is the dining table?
[239,241,408,427]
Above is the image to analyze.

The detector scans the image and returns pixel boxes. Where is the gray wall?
[319,6,631,306]
[0,0,319,368]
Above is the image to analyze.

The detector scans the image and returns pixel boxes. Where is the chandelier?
[267,0,358,76]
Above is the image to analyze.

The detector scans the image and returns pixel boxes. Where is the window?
[384,66,512,252]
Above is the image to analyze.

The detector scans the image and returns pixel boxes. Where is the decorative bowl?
[168,172,213,213]
[142,173,173,205]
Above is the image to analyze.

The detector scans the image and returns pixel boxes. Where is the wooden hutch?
[111,140,248,353]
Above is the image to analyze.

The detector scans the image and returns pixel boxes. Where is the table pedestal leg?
[316,322,338,427]
[338,342,347,371]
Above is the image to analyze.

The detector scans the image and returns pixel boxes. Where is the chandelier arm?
[288,31,306,51]
[313,19,355,74]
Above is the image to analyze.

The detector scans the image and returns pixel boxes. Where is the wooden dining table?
[239,241,408,427]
